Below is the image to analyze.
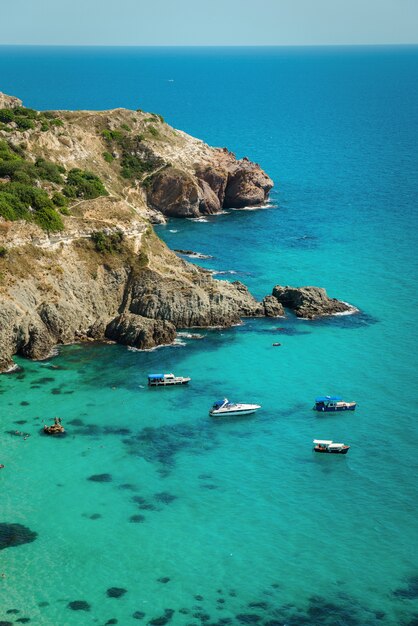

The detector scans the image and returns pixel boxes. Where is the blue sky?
[1,0,417,46]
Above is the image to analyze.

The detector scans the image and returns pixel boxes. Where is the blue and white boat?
[313,396,356,412]
[209,398,261,417]
[148,373,191,387]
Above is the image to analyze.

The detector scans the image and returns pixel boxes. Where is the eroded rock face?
[262,295,285,317]
[105,314,176,349]
[146,160,273,218]
[147,167,201,217]
[126,271,264,327]
[223,159,273,209]
[0,92,22,109]
[271,285,354,319]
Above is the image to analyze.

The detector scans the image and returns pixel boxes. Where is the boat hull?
[314,404,356,412]
[149,380,190,386]
[314,446,350,454]
[209,407,260,417]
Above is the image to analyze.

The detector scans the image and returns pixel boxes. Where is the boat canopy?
[313,439,333,445]
[213,399,227,407]
[315,396,342,402]
[148,374,164,379]
[328,443,345,448]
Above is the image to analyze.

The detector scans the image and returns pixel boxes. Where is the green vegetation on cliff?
[101,127,163,180]
[91,230,124,254]
[63,169,108,200]
[0,106,63,132]
[0,139,108,231]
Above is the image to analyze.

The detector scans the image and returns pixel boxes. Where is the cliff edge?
[0,92,273,371]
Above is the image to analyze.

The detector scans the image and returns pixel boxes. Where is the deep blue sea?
[0,46,417,626]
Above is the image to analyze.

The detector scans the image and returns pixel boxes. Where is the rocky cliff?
[0,92,275,372]
[0,92,356,372]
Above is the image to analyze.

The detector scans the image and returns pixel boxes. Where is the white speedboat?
[148,373,191,387]
[209,398,261,417]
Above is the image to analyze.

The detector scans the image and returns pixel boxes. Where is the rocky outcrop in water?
[271,285,355,319]
[105,314,176,349]
[261,295,285,317]
[147,157,273,218]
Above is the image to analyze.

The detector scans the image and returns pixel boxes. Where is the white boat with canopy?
[148,373,191,386]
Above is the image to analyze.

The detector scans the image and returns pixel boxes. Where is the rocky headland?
[0,91,355,372]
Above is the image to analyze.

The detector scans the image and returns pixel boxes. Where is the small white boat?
[209,398,261,417]
[148,373,191,387]
[313,439,350,454]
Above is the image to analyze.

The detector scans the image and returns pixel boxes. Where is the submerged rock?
[106,587,127,599]
[271,285,355,319]
[0,523,37,551]
[67,601,90,611]
[88,473,112,483]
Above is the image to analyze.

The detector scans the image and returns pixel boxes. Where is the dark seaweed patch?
[88,473,112,483]
[192,612,210,622]
[0,622,13,626]
[133,612,146,620]
[15,619,31,624]
[89,513,102,520]
[32,377,55,384]
[68,418,85,426]
[198,474,212,479]
[248,602,269,609]
[178,608,190,614]
[74,423,101,436]
[103,427,132,436]
[106,587,127,598]
[51,388,61,394]
[236,615,262,624]
[129,515,146,523]
[194,595,204,601]
[138,503,158,511]
[394,575,418,600]
[5,610,19,614]
[306,596,359,626]
[68,601,90,611]
[105,619,118,625]
[132,496,147,505]
[20,401,29,406]
[0,523,37,550]
[14,420,27,425]
[123,421,218,470]
[154,492,177,504]
[119,483,137,491]
[157,577,170,584]
[200,484,218,490]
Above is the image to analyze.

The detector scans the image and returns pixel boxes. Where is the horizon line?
[0,43,417,48]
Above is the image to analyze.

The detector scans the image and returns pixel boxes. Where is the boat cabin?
[314,396,356,412]
[147,373,191,386]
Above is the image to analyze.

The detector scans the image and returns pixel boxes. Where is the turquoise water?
[0,46,417,625]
